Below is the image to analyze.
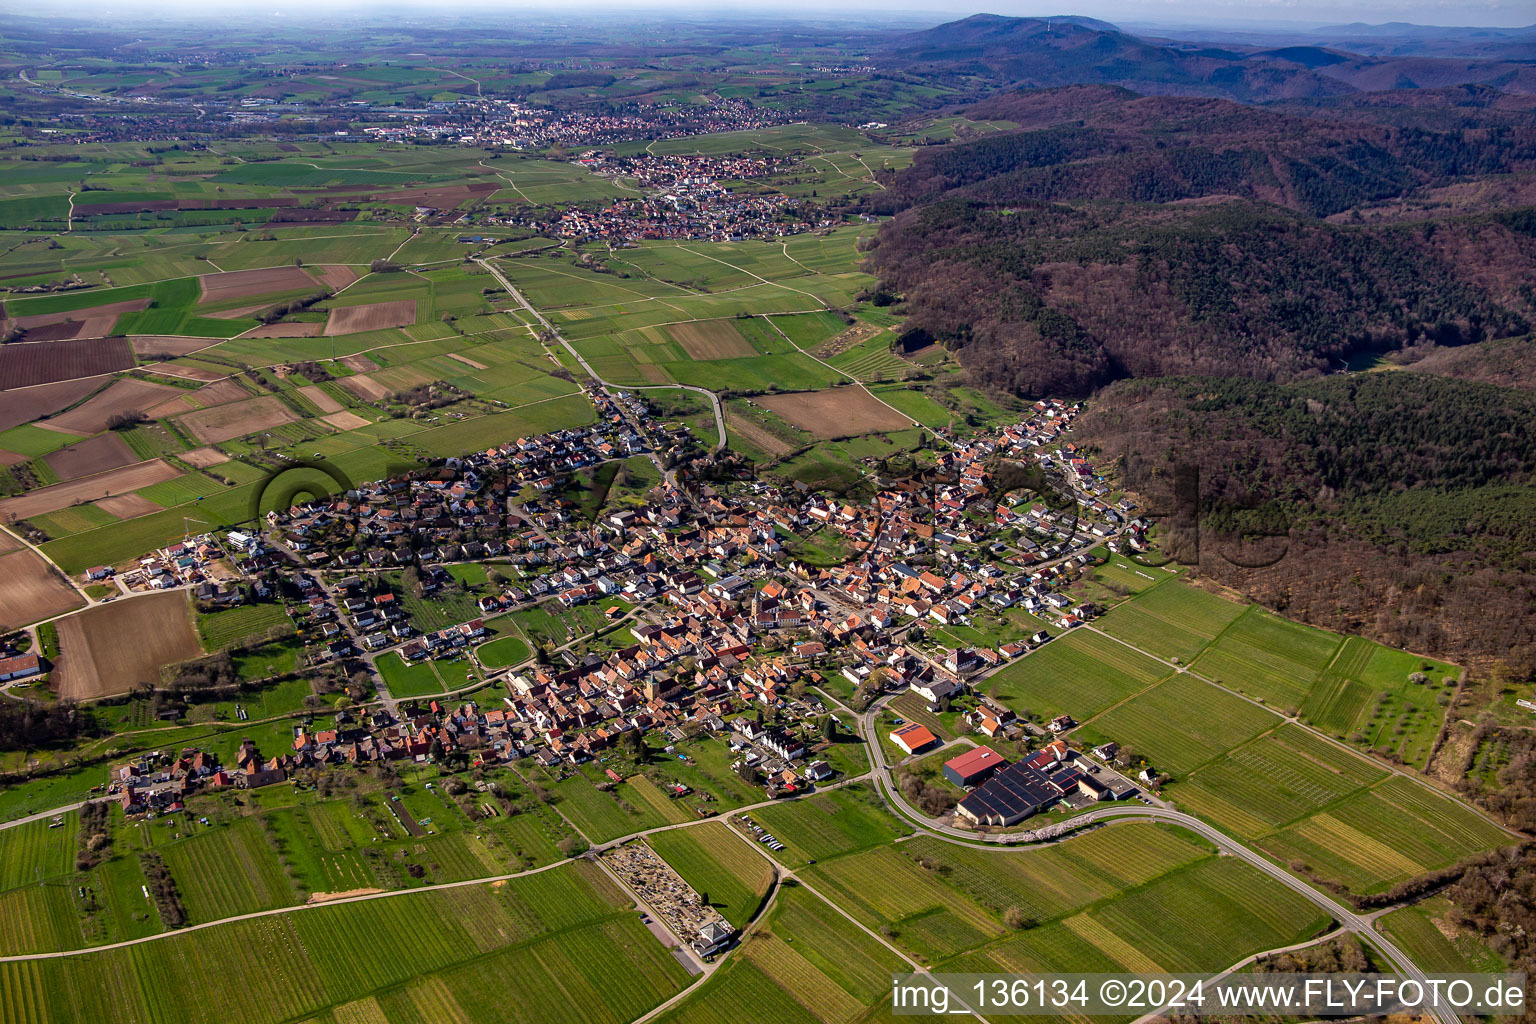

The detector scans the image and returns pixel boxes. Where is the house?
[890,722,939,756]
[0,653,40,682]
[912,674,964,704]
[760,727,805,761]
[1048,714,1075,733]
[943,746,1006,787]
[804,760,834,781]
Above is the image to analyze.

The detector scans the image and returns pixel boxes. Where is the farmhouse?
[890,722,939,756]
[943,746,1007,787]
[0,653,40,682]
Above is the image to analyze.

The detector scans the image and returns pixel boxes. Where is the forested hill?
[1073,371,1536,673]
[859,82,1536,398]
[866,197,1534,396]
[882,15,1536,103]
[1405,335,1536,389]
[867,87,1536,218]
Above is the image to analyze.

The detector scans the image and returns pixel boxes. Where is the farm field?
[1256,775,1513,894]
[0,548,84,630]
[805,822,1208,962]
[1078,672,1276,776]
[948,854,1328,975]
[40,378,185,435]
[0,458,182,520]
[53,590,200,699]
[1093,580,1247,664]
[653,884,904,1024]
[0,859,688,1024]
[1089,580,1462,769]
[196,601,294,651]
[755,387,913,438]
[546,769,684,844]
[748,784,910,869]
[158,817,299,921]
[987,628,1171,721]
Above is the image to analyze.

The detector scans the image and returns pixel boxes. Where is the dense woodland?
[871,87,1536,218]
[1075,371,1536,673]
[0,698,93,752]
[863,84,1536,398]
[868,197,1533,396]
[1404,334,1536,389]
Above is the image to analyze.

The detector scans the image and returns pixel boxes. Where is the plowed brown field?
[53,590,200,698]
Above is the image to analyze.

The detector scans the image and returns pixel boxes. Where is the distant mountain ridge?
[883,13,1536,102]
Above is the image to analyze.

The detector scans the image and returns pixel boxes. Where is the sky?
[8,0,1534,29]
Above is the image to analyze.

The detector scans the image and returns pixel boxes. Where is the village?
[354,97,786,150]
[91,389,1157,842]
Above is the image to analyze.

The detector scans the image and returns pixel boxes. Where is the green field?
[0,860,687,1024]
[748,784,910,869]
[1378,896,1505,973]
[547,769,687,844]
[1079,672,1276,776]
[1093,581,1247,664]
[1257,775,1513,894]
[654,883,904,1024]
[195,601,293,651]
[987,628,1171,721]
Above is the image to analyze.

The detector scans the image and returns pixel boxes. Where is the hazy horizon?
[1,2,1532,31]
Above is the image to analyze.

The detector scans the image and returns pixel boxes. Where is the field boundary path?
[477,255,727,456]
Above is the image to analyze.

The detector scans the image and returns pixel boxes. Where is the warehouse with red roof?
[943,746,1007,787]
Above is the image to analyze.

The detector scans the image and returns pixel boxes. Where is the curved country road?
[854,696,1460,1024]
